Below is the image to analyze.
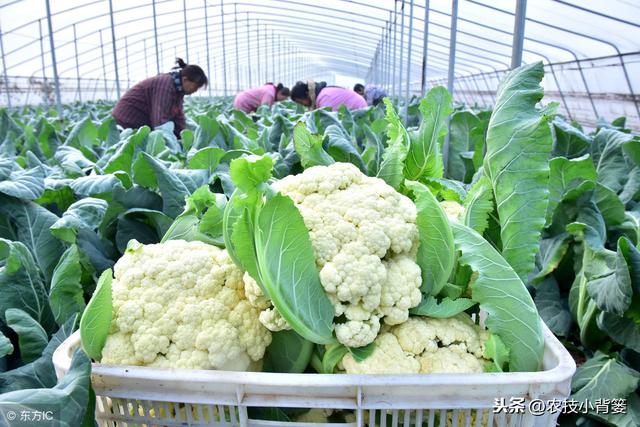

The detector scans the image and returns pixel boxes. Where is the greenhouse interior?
[0,0,639,426]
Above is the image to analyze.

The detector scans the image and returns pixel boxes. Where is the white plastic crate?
[53,322,575,427]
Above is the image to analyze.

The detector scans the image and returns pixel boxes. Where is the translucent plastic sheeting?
[0,0,638,127]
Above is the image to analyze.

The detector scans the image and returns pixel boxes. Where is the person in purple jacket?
[233,82,290,113]
[290,80,368,111]
[112,58,207,138]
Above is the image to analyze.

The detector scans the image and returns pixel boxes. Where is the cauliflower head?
[101,240,271,371]
[246,163,422,348]
[341,313,491,374]
[440,200,464,223]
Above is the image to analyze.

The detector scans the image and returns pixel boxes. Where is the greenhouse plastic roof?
[0,0,639,127]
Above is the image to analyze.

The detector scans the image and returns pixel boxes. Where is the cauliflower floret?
[341,313,491,374]
[341,333,420,374]
[101,240,272,371]
[440,200,464,223]
[247,163,422,347]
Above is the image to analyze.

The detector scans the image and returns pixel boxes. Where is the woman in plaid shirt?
[112,58,207,138]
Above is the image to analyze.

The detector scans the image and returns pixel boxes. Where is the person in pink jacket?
[233,82,290,113]
[290,80,367,111]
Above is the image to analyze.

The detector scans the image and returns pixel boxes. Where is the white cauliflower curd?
[100,239,271,371]
[340,313,491,374]
[245,162,423,348]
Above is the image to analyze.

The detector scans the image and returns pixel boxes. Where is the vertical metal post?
[444,0,459,177]
[264,24,269,82]
[391,2,398,97]
[277,34,282,83]
[124,37,131,90]
[0,25,10,108]
[108,0,121,98]
[45,0,62,116]
[100,31,108,99]
[152,0,160,74]
[511,0,527,69]
[220,0,228,96]
[385,16,391,91]
[72,24,81,102]
[183,0,189,63]
[143,38,149,77]
[404,0,414,118]
[271,31,275,81]
[398,0,405,103]
[204,0,212,97]
[38,20,49,106]
[421,0,430,95]
[446,0,458,96]
[233,3,240,91]
[246,13,252,87]
[256,20,261,84]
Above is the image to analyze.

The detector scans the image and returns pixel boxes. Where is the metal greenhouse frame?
[0,0,638,129]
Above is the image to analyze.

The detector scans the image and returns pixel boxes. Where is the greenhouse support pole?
[73,24,81,102]
[421,0,430,95]
[0,25,9,108]
[108,0,121,98]
[38,20,49,106]
[220,0,228,96]
[247,13,252,87]
[100,31,108,99]
[152,0,160,74]
[271,31,275,81]
[124,37,129,89]
[391,2,398,97]
[143,39,149,77]
[45,0,62,117]
[446,0,458,97]
[234,3,239,92]
[404,0,414,120]
[444,0,458,178]
[511,0,527,69]
[398,0,405,104]
[256,20,261,84]
[183,0,189,63]
[278,34,282,82]
[204,0,212,97]
[264,24,269,82]
[386,16,392,91]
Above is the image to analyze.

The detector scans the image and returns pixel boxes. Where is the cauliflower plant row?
[100,162,493,374]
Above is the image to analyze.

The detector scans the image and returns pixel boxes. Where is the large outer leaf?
[585,244,632,317]
[448,111,480,182]
[571,352,640,404]
[546,155,596,225]
[0,166,45,200]
[50,197,108,243]
[5,308,48,363]
[49,245,85,325]
[592,128,638,193]
[404,87,453,181]
[255,194,334,344]
[534,277,572,337]
[324,124,366,172]
[451,222,544,372]
[0,349,91,427]
[552,117,592,158]
[141,153,207,218]
[79,269,112,360]
[292,122,334,169]
[406,181,454,296]
[377,98,410,190]
[463,175,494,235]
[0,195,65,285]
[0,316,76,393]
[0,239,55,333]
[483,61,553,282]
